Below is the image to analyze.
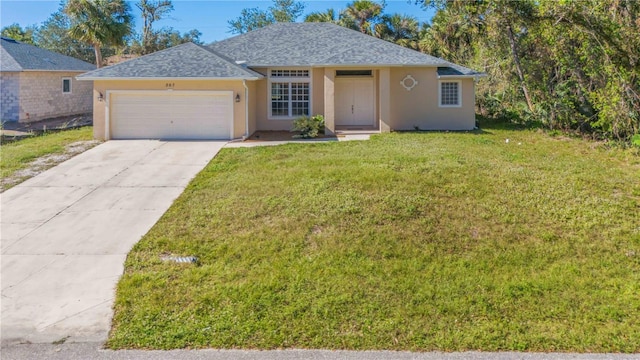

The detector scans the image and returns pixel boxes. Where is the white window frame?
[438,80,462,108]
[62,77,72,94]
[268,68,312,120]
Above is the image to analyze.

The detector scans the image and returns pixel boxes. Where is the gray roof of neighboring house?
[77,42,262,80]
[209,22,482,75]
[1,37,95,72]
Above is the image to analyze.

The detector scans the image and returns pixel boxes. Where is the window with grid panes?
[439,81,461,107]
[269,69,311,118]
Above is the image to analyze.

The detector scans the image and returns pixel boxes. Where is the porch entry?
[335,77,375,127]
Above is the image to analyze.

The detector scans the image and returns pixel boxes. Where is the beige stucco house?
[1,37,95,123]
[78,23,484,140]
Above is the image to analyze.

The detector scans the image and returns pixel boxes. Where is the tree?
[270,0,305,23]
[375,14,420,49]
[33,10,96,63]
[415,0,639,141]
[137,0,173,54]
[129,28,202,54]
[343,0,384,34]
[305,9,338,23]
[1,23,36,44]
[228,0,305,34]
[65,0,133,68]
[303,8,360,31]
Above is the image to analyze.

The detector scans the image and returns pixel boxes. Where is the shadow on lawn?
[476,114,541,132]
[401,116,538,136]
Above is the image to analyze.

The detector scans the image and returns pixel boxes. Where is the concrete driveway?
[1,140,226,346]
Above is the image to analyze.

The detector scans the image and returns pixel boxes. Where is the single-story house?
[77,22,484,140]
[1,37,95,123]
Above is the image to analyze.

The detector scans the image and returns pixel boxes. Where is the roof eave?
[2,69,93,73]
[247,63,448,68]
[76,76,262,81]
[437,74,487,79]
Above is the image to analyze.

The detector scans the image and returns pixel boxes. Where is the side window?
[439,80,461,107]
[62,78,72,94]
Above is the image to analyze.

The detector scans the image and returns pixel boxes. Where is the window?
[439,80,461,107]
[271,69,309,78]
[336,70,372,77]
[62,78,72,93]
[269,69,311,118]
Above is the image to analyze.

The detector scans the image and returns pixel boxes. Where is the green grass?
[0,127,94,185]
[109,121,640,352]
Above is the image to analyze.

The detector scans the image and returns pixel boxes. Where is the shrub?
[291,115,325,138]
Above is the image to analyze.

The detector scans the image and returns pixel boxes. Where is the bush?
[631,134,640,148]
[291,115,325,138]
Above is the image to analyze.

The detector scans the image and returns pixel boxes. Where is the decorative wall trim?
[400,75,418,91]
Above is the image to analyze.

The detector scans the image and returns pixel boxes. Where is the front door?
[335,78,375,127]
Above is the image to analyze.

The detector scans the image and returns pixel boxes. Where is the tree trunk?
[94,44,103,68]
[506,23,534,112]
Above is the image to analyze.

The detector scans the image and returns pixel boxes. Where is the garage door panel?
[110,92,232,140]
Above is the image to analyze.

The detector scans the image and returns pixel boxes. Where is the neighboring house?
[77,23,484,140]
[0,37,95,123]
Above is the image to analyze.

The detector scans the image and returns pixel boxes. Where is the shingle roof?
[437,64,485,77]
[77,42,262,80]
[1,37,95,72]
[208,22,481,75]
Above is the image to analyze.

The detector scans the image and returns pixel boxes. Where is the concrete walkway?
[2,342,636,360]
[1,140,226,346]
[225,134,371,148]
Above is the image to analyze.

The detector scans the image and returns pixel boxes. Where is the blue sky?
[0,0,434,43]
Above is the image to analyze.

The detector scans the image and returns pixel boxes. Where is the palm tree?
[375,14,420,49]
[65,0,133,68]
[304,8,337,23]
[343,0,384,34]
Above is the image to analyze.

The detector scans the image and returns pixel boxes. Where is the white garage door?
[109,91,233,140]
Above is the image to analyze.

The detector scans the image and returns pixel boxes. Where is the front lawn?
[110,122,640,352]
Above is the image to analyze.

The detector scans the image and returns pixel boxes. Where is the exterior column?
[323,68,335,135]
[379,68,391,132]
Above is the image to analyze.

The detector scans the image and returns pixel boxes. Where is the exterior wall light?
[97,92,104,102]
[235,94,241,102]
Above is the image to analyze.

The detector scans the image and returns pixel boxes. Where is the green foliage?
[128,28,202,55]
[631,134,640,148]
[32,10,98,64]
[304,8,337,23]
[419,0,640,142]
[131,0,202,55]
[228,0,305,34]
[291,115,325,138]
[375,14,420,49]
[136,0,173,54]
[65,0,133,67]
[109,130,640,351]
[1,23,35,44]
[343,0,385,34]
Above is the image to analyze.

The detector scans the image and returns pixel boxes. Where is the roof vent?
[235,60,248,68]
